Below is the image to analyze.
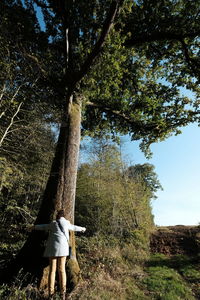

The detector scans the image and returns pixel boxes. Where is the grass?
[143,253,199,300]
[0,235,199,299]
[142,266,195,300]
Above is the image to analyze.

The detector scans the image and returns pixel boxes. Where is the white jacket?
[35,217,85,257]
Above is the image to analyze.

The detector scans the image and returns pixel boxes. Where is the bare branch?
[0,84,6,103]
[0,102,23,148]
[0,84,24,120]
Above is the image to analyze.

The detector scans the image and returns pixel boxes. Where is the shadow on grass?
[145,253,200,299]
[146,253,199,270]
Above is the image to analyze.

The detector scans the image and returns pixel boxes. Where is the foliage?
[70,237,199,300]
[79,0,200,155]
[2,0,198,155]
[0,0,56,233]
[1,0,199,223]
[0,128,54,267]
[74,234,148,300]
[76,139,156,239]
[0,0,200,293]
[126,163,163,199]
[0,118,55,266]
[0,245,199,299]
[0,282,41,300]
[124,0,200,85]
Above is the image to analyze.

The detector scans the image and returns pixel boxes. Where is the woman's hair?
[56,209,65,220]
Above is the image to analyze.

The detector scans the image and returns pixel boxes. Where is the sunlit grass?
[142,266,195,300]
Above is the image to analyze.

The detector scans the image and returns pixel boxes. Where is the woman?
[33,210,86,299]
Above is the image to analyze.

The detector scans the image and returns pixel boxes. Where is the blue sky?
[122,123,200,226]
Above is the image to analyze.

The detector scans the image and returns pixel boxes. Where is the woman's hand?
[81,227,86,233]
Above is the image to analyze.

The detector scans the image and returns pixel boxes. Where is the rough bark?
[0,94,82,292]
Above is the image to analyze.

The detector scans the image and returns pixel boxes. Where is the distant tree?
[76,140,159,240]
[127,164,163,199]
[76,141,124,235]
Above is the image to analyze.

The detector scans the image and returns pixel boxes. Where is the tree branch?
[180,38,200,78]
[86,101,200,134]
[125,30,200,46]
[24,53,47,76]
[0,84,6,103]
[0,102,23,148]
[86,101,158,132]
[33,0,51,9]
[76,1,124,83]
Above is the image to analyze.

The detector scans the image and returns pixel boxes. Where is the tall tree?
[1,0,200,290]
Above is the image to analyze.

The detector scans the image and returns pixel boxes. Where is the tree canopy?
[23,0,200,155]
[1,0,200,156]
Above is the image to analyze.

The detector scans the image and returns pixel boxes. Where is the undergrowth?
[0,234,199,299]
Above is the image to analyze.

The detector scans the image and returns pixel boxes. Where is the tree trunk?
[1,94,82,292]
